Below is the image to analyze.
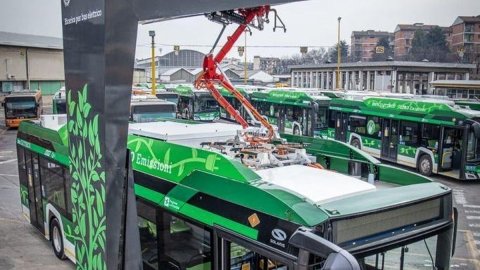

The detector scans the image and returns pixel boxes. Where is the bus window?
[315,108,327,129]
[467,130,480,162]
[158,212,212,270]
[422,124,441,150]
[137,200,158,270]
[40,159,66,211]
[194,98,217,112]
[349,115,366,135]
[360,235,438,270]
[328,111,337,129]
[227,242,287,270]
[5,97,37,119]
[399,121,419,146]
[366,116,382,138]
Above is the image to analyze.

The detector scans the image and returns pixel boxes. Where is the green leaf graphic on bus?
[66,85,106,270]
[20,185,29,206]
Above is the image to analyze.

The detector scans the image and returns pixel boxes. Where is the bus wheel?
[293,126,301,135]
[418,154,433,176]
[351,138,361,149]
[50,218,66,260]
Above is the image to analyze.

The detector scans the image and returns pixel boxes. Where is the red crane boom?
[194,6,276,142]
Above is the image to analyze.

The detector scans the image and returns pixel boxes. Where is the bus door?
[381,119,399,161]
[215,227,294,270]
[26,152,44,231]
[334,112,348,142]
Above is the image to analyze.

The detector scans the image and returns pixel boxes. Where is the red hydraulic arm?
[194,6,276,142]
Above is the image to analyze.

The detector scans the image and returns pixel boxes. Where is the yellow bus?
[2,90,42,128]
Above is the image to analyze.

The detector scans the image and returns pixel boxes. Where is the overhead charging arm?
[194,6,277,142]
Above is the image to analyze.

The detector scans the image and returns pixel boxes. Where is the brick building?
[393,23,451,59]
[450,16,480,65]
[350,30,393,62]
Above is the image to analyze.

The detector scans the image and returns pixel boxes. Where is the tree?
[371,37,393,61]
[408,27,450,62]
[275,48,328,74]
[329,40,349,63]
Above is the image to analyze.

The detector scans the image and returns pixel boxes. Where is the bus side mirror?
[473,122,480,138]
[322,251,360,270]
[289,227,360,270]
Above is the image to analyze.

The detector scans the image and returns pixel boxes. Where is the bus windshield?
[358,235,439,270]
[467,129,480,162]
[5,98,37,119]
[194,96,218,113]
[131,104,176,122]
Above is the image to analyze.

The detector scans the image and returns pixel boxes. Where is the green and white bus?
[129,96,177,123]
[217,85,267,122]
[52,87,67,114]
[249,89,330,137]
[327,96,480,180]
[17,116,457,270]
[168,84,220,121]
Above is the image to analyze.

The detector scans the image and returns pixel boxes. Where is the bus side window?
[158,212,212,270]
[422,124,440,150]
[137,199,158,270]
[400,121,419,146]
[40,158,66,212]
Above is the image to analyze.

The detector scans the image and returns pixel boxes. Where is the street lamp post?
[336,17,342,90]
[244,30,248,84]
[149,30,157,96]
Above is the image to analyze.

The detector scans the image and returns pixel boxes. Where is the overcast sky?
[1,0,479,61]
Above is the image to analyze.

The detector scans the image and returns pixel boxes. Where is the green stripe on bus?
[179,204,259,240]
[134,184,165,205]
[17,139,69,165]
[134,184,258,240]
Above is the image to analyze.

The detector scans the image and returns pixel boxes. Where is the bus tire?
[418,154,433,176]
[351,138,361,149]
[293,126,301,135]
[50,218,66,260]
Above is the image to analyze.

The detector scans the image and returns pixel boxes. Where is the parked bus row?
[43,85,480,180]
[216,88,480,180]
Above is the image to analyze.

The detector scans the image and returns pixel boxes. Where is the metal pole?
[336,17,341,90]
[150,31,157,96]
[244,30,248,84]
[26,48,31,90]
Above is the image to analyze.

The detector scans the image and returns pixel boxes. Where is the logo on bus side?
[270,228,287,248]
[367,120,376,135]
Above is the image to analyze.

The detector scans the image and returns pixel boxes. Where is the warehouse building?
[0,31,65,94]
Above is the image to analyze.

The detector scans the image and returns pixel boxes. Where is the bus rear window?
[132,104,175,113]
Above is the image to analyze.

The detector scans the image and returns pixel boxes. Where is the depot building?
[290,61,475,95]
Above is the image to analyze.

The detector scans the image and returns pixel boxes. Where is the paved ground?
[0,98,479,269]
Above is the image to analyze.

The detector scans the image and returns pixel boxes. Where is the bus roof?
[330,96,480,125]
[4,90,41,99]
[250,89,330,107]
[170,84,210,96]
[17,118,451,229]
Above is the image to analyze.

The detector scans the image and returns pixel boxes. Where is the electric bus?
[249,88,330,137]
[52,87,67,114]
[168,84,220,121]
[130,96,177,122]
[2,90,42,128]
[17,116,457,270]
[326,96,480,180]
